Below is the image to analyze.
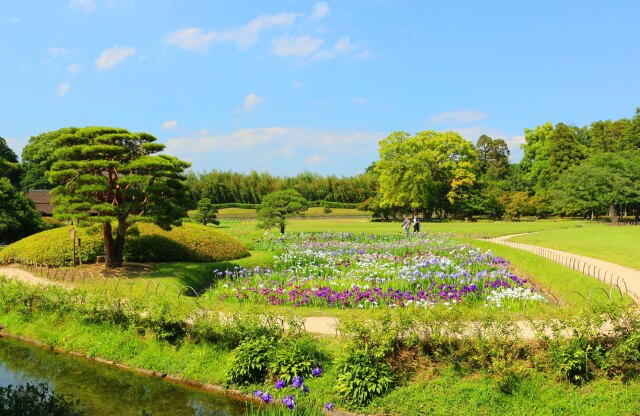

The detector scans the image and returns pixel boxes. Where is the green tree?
[46,127,190,267]
[0,177,46,244]
[520,122,553,189]
[541,123,585,186]
[551,151,640,223]
[21,128,79,191]
[624,107,640,150]
[0,137,21,186]
[195,197,219,225]
[375,130,477,218]
[257,189,308,234]
[475,134,510,180]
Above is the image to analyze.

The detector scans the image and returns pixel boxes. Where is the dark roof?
[26,190,54,216]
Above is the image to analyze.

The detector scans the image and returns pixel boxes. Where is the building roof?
[26,190,54,216]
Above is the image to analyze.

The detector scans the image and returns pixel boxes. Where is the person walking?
[403,216,411,237]
[413,215,420,233]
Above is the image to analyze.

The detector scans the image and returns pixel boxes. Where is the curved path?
[3,232,640,338]
[486,233,640,299]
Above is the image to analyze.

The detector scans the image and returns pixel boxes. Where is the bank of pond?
[0,336,247,415]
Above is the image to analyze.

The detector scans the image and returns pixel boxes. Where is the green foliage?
[257,190,309,234]
[322,204,332,214]
[0,178,46,244]
[21,127,79,191]
[0,383,84,416]
[375,130,478,216]
[45,126,191,267]
[0,137,21,187]
[271,337,329,383]
[0,223,248,266]
[228,336,277,385]
[196,198,219,225]
[334,347,394,407]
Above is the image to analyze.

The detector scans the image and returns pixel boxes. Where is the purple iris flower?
[260,392,273,404]
[275,379,286,389]
[253,390,263,397]
[302,385,310,393]
[281,395,295,409]
[311,367,323,377]
[325,402,334,411]
[291,376,303,388]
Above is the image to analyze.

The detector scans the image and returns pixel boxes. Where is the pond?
[0,336,248,415]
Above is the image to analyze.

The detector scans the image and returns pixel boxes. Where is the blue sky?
[2,1,639,176]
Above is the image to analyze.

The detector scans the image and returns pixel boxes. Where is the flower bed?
[207,233,545,308]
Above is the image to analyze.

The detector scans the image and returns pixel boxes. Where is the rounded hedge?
[0,222,249,267]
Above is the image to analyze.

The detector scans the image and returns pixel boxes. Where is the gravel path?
[485,233,640,299]
[3,233,640,339]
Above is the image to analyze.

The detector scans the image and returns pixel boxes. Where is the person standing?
[413,216,420,233]
[403,216,411,237]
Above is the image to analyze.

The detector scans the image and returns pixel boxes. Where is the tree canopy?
[257,189,308,234]
[375,130,477,217]
[0,137,21,187]
[46,126,190,267]
[0,177,45,244]
[21,128,78,191]
[195,197,219,225]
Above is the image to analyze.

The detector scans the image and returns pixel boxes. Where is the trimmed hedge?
[212,201,358,210]
[0,222,248,267]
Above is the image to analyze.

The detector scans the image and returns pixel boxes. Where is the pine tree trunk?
[103,220,116,268]
[103,219,127,268]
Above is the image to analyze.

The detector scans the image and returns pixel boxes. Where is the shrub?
[271,337,329,383]
[228,336,277,385]
[0,383,83,416]
[334,347,393,407]
[0,223,248,266]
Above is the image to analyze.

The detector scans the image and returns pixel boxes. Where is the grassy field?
[509,223,640,270]
[27,218,626,319]
[216,218,583,246]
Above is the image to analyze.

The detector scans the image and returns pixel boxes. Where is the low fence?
[218,215,372,222]
[488,240,631,300]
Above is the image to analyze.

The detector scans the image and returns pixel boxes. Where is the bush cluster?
[0,222,248,266]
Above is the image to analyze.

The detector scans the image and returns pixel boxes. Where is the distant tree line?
[184,169,378,205]
[369,108,640,222]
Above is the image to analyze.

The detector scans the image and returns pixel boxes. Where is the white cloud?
[260,147,295,163]
[309,2,330,20]
[292,81,304,89]
[306,155,325,165]
[334,36,353,54]
[272,35,323,57]
[8,16,21,24]
[166,28,216,53]
[57,83,70,98]
[242,93,264,112]
[161,120,179,131]
[95,46,135,71]
[69,0,96,13]
[224,12,299,49]
[44,47,70,64]
[166,12,299,53]
[429,110,486,125]
[351,97,367,106]
[165,127,385,174]
[354,49,376,60]
[67,63,84,74]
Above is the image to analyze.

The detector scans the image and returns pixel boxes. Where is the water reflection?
[0,337,247,415]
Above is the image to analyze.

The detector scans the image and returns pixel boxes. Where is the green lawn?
[509,224,640,270]
[216,218,582,245]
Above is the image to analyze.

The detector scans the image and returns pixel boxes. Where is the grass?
[467,240,633,308]
[215,218,580,246]
[368,367,640,416]
[509,223,640,270]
